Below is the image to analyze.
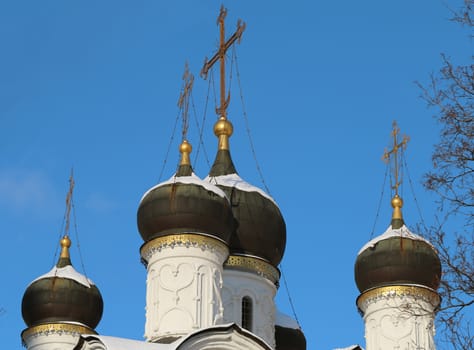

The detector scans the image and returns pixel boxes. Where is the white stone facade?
[357,285,440,350]
[140,234,229,342]
[222,258,278,348]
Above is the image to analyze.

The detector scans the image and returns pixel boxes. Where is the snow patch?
[275,310,301,330]
[31,265,94,288]
[205,173,278,206]
[140,173,227,203]
[90,335,177,349]
[358,225,434,255]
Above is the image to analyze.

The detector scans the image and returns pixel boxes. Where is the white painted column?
[222,256,279,348]
[357,285,440,350]
[140,234,229,343]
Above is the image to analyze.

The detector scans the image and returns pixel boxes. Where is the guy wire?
[233,46,271,195]
[370,162,389,239]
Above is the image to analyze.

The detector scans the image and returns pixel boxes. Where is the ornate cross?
[177,62,194,140]
[64,169,75,236]
[383,121,409,196]
[201,6,245,120]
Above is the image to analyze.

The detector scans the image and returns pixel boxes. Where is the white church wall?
[222,268,277,348]
[141,235,229,342]
[357,286,439,350]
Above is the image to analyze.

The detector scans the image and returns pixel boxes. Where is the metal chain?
[192,75,212,168]
[158,107,181,182]
[280,263,303,329]
[233,46,272,195]
[72,200,88,278]
[370,163,389,238]
[403,153,428,231]
[233,46,302,327]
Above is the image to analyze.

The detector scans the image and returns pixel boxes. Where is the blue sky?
[0,1,472,349]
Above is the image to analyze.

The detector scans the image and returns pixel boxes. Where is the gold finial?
[56,171,75,267]
[201,5,246,121]
[179,140,192,166]
[383,121,409,197]
[60,235,71,259]
[391,195,403,218]
[177,62,194,142]
[383,121,409,228]
[64,169,75,236]
[213,117,233,150]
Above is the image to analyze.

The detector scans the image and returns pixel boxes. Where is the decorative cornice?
[357,284,440,313]
[21,323,96,341]
[224,255,280,286]
[140,233,229,263]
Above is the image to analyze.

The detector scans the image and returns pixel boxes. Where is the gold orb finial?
[214,117,233,137]
[179,140,192,166]
[214,117,233,150]
[390,194,404,228]
[179,140,192,154]
[60,235,71,259]
[391,195,403,210]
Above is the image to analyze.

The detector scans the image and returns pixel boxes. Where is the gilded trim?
[357,284,440,310]
[21,323,96,340]
[141,233,228,263]
[224,255,280,286]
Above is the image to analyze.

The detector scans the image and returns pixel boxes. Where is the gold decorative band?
[141,233,228,262]
[224,255,280,286]
[21,323,96,340]
[357,284,440,309]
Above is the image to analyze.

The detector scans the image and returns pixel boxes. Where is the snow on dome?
[358,225,434,255]
[140,173,227,204]
[276,310,301,330]
[205,173,277,206]
[31,265,94,288]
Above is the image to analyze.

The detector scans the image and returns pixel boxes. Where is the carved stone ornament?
[141,233,229,263]
[21,323,96,344]
[224,255,280,286]
[357,285,440,313]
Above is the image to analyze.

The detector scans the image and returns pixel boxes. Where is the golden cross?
[200,5,245,120]
[177,62,194,140]
[64,169,75,236]
[382,121,409,196]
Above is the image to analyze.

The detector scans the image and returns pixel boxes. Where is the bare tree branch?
[417,2,473,349]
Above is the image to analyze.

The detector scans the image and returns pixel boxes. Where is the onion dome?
[137,140,234,245]
[205,117,286,267]
[355,195,441,293]
[22,236,103,329]
[275,311,306,350]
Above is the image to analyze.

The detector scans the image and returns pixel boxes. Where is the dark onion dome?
[205,117,286,267]
[137,140,234,244]
[355,195,441,293]
[22,236,103,329]
[275,311,306,350]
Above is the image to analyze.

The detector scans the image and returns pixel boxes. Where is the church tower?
[21,175,103,350]
[200,7,286,348]
[354,123,441,350]
[136,64,235,343]
[137,139,234,343]
[136,7,305,349]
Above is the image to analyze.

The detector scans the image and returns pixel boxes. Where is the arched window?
[241,296,253,331]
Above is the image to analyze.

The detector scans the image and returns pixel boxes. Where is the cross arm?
[200,20,246,79]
